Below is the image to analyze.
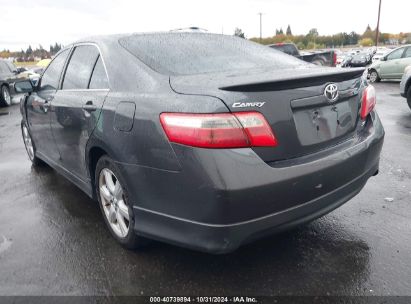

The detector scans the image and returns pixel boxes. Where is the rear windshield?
[119,33,307,76]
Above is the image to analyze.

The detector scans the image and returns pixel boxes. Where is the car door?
[398,47,411,78]
[26,49,70,162]
[380,47,405,79]
[50,44,109,182]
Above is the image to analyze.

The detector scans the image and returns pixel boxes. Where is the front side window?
[62,45,99,90]
[89,56,109,89]
[387,48,404,61]
[39,49,70,91]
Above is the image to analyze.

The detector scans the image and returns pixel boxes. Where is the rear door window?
[0,62,10,74]
[403,47,411,58]
[62,45,99,90]
[39,49,70,91]
[89,56,109,89]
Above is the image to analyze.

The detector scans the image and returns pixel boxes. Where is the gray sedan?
[16,33,384,253]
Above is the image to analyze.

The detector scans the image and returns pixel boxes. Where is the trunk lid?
[169,67,366,162]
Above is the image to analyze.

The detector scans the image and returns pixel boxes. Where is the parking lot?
[0,82,410,296]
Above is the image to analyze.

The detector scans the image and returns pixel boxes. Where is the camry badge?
[232,102,266,108]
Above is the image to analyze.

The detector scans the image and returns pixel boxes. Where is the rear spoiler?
[219,68,365,92]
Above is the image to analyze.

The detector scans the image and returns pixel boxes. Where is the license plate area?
[293,100,357,146]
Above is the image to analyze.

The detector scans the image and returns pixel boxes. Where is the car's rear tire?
[0,85,11,107]
[95,155,147,249]
[369,70,381,83]
[312,59,325,66]
[21,122,45,166]
[407,86,411,111]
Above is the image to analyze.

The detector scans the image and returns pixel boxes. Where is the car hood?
[369,61,381,70]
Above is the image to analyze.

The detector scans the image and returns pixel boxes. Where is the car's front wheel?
[95,155,147,249]
[407,86,411,111]
[369,69,381,83]
[0,85,11,107]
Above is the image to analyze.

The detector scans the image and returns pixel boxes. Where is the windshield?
[119,33,307,76]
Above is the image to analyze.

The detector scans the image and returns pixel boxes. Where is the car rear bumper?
[120,112,384,253]
[133,162,378,253]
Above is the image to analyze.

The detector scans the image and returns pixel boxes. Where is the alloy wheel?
[22,125,35,161]
[2,87,11,106]
[99,168,130,238]
[369,71,378,83]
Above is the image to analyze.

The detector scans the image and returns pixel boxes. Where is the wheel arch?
[87,143,110,199]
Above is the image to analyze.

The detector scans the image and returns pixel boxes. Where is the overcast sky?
[1,0,410,51]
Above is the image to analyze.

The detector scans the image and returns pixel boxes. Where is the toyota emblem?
[324,83,339,102]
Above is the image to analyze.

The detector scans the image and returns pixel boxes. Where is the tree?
[306,28,319,49]
[359,38,374,47]
[26,45,33,56]
[348,31,360,45]
[286,25,292,36]
[307,28,319,38]
[54,42,62,53]
[234,28,245,38]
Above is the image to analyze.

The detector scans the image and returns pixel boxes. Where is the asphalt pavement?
[0,82,410,297]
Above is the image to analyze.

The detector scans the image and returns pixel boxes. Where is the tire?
[95,155,147,249]
[407,86,411,111]
[369,70,381,83]
[0,85,11,107]
[312,59,325,66]
[21,121,45,166]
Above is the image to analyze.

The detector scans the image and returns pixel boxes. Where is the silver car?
[400,65,411,110]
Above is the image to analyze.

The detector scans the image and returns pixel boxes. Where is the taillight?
[360,85,376,120]
[160,112,277,149]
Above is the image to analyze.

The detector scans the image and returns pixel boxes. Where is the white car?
[372,48,390,63]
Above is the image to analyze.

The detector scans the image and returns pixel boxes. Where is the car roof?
[73,31,220,45]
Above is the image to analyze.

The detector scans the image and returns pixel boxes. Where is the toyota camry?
[17,33,384,253]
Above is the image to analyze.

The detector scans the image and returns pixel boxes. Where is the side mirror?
[380,56,387,61]
[14,80,34,94]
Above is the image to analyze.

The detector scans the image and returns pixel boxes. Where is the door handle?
[82,101,97,112]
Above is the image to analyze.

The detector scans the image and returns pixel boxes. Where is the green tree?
[286,25,292,36]
[26,45,33,56]
[359,38,374,46]
[234,28,245,38]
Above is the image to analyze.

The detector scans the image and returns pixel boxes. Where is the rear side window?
[89,56,109,89]
[119,33,307,76]
[39,49,70,91]
[63,45,99,90]
[0,62,10,73]
[404,47,411,58]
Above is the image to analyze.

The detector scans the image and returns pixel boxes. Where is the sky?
[1,0,410,51]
